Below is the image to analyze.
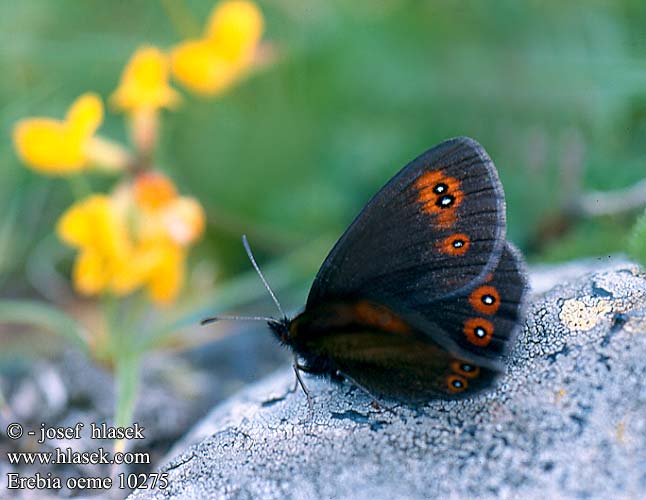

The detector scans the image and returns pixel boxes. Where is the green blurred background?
[2,0,646,307]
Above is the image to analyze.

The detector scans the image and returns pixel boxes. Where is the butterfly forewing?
[306,137,507,315]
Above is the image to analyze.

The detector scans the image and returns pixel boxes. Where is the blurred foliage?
[628,208,646,265]
[2,0,646,307]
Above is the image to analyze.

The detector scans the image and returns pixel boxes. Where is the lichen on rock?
[130,262,646,500]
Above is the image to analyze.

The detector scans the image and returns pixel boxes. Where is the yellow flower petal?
[163,197,206,245]
[66,93,104,138]
[111,46,181,113]
[171,39,241,95]
[13,93,104,175]
[206,0,264,63]
[56,195,130,259]
[110,250,156,295]
[73,248,108,295]
[147,243,185,305]
[13,119,85,174]
[57,195,109,248]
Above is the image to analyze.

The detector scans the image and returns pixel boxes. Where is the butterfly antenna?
[200,315,275,326]
[242,234,287,319]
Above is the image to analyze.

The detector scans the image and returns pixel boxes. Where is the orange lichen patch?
[450,360,481,379]
[464,317,494,347]
[469,285,500,315]
[437,233,470,256]
[353,301,412,334]
[414,170,463,227]
[447,374,468,393]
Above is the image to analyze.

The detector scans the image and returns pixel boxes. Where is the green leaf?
[0,299,89,353]
[114,353,140,429]
[628,209,646,266]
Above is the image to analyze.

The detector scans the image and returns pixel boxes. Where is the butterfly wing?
[288,137,527,400]
[421,242,528,364]
[304,328,498,401]
[290,243,526,399]
[307,137,507,334]
[290,306,498,400]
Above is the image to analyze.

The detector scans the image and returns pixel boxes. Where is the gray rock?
[130,263,646,500]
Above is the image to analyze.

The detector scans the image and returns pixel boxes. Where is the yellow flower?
[205,0,264,64]
[13,93,104,175]
[57,194,137,295]
[171,0,264,96]
[171,40,241,95]
[57,176,205,305]
[111,46,181,113]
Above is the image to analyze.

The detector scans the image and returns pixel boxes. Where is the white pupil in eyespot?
[482,295,494,305]
[475,327,486,338]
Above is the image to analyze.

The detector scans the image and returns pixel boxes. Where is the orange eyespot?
[414,170,463,227]
[450,360,481,379]
[447,374,468,393]
[415,170,459,201]
[438,233,470,256]
[469,285,500,315]
[464,317,494,347]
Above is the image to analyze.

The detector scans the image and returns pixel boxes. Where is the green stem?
[113,351,141,457]
[101,293,120,361]
[104,297,141,442]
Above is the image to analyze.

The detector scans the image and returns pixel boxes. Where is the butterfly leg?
[335,370,396,414]
[292,361,315,422]
[258,364,300,407]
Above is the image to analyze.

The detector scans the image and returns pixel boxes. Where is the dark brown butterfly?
[207,137,527,402]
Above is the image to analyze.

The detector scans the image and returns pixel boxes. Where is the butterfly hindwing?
[289,302,498,400]
[306,137,507,314]
[415,242,528,364]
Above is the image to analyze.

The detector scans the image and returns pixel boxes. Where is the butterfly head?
[268,317,292,345]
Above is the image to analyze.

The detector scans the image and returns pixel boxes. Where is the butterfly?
[206,137,527,402]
